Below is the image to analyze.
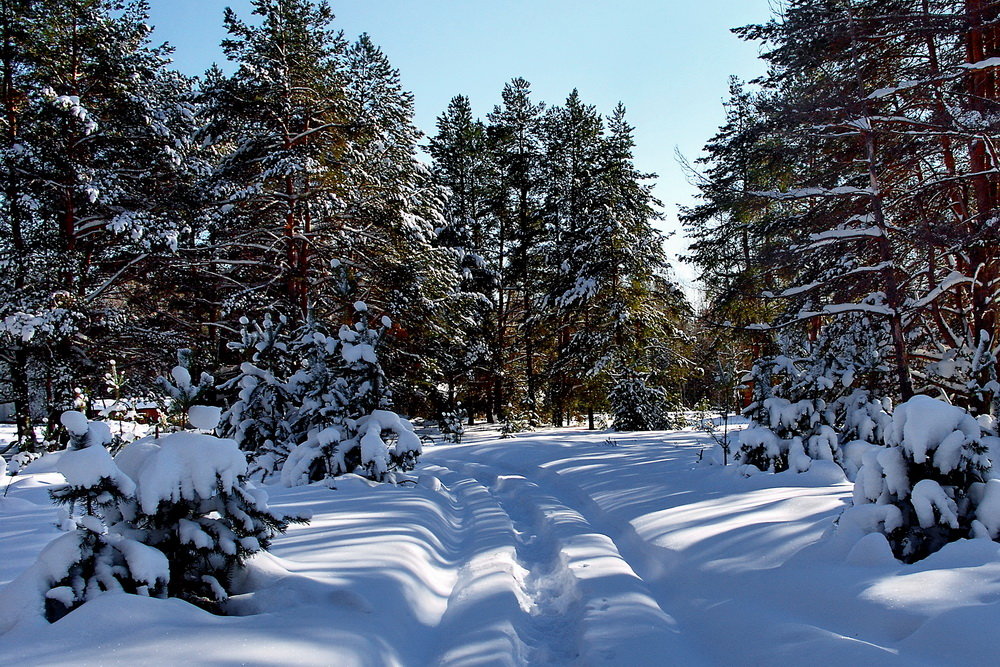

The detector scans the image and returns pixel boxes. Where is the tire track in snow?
[424,462,585,665]
[487,470,584,664]
[439,459,703,665]
[421,464,532,666]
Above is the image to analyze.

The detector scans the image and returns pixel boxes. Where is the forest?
[3,0,1000,663]
[0,0,691,454]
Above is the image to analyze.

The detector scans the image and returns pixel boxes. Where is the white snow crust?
[57,444,135,496]
[188,405,222,431]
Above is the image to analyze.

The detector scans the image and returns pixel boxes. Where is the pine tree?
[115,429,301,612]
[609,372,678,431]
[279,302,422,485]
[155,349,216,428]
[427,95,495,420]
[219,313,299,476]
[485,77,546,422]
[689,0,1000,435]
[203,0,347,317]
[0,0,197,447]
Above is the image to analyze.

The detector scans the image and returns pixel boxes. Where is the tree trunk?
[965,0,1000,411]
[11,348,37,452]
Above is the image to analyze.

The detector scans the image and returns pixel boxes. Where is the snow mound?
[845,532,896,566]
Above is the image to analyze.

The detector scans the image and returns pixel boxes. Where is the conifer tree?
[485,78,546,422]
[44,411,163,621]
[203,0,347,317]
[0,0,197,446]
[427,95,494,419]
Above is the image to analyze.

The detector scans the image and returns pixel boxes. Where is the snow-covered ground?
[3,424,1000,665]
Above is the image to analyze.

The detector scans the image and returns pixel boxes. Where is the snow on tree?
[0,0,201,447]
[156,349,216,428]
[841,395,991,562]
[280,304,422,485]
[219,314,299,476]
[59,409,113,451]
[736,316,894,474]
[609,372,681,431]
[113,430,303,612]
[27,406,304,621]
[439,405,466,444]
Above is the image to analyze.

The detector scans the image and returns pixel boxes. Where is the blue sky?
[147,0,772,294]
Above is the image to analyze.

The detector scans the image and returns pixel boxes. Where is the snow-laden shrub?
[115,430,302,611]
[224,303,419,485]
[44,428,167,622]
[439,406,466,444]
[155,348,216,428]
[60,409,113,450]
[36,411,303,620]
[495,413,524,438]
[841,395,990,562]
[281,409,422,486]
[737,395,837,473]
[609,373,682,431]
[738,315,896,474]
[220,314,298,474]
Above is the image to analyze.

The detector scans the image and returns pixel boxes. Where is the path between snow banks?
[5,427,1000,664]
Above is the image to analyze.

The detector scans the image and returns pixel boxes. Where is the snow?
[359,424,389,476]
[959,56,1000,71]
[911,479,959,529]
[170,365,191,389]
[56,444,135,496]
[59,411,114,449]
[341,342,377,364]
[109,535,170,588]
[886,394,980,465]
[977,480,1000,538]
[751,185,877,199]
[187,405,221,431]
[908,270,970,310]
[808,226,883,242]
[60,410,90,437]
[4,425,1000,663]
[115,432,247,514]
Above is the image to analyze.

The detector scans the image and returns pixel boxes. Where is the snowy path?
[5,426,1000,664]
[426,459,695,665]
